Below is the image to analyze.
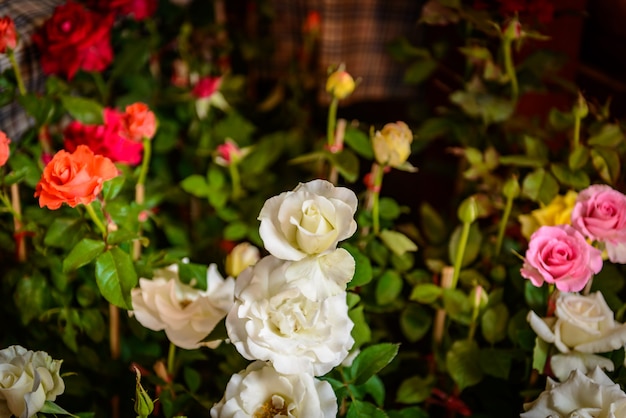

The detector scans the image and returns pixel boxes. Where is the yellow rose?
[372,121,413,167]
[326,70,355,100]
[519,190,578,239]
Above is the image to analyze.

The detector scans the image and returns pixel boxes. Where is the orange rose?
[35,145,119,209]
[0,131,10,166]
[122,102,157,141]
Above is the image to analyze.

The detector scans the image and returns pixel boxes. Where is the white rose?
[527,291,626,380]
[521,367,626,418]
[226,255,355,376]
[130,263,235,350]
[258,179,358,261]
[210,361,337,418]
[0,345,65,418]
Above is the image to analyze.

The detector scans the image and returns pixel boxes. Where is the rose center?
[60,20,72,32]
[254,394,290,418]
[268,294,318,336]
[300,201,333,234]
[179,299,192,309]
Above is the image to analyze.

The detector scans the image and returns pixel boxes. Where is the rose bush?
[130,262,235,349]
[527,292,626,380]
[572,185,626,263]
[521,367,626,418]
[521,224,604,292]
[34,145,119,209]
[32,1,114,80]
[258,179,358,261]
[210,361,337,418]
[226,254,355,376]
[0,345,65,418]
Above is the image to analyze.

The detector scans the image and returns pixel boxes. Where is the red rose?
[0,16,17,53]
[86,0,158,20]
[32,1,114,80]
[64,110,144,165]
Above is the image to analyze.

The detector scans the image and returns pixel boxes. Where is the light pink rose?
[571,184,626,263]
[520,225,603,293]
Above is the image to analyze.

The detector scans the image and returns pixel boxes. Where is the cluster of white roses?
[211,179,359,417]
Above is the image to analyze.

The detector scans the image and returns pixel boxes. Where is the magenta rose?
[520,225,603,293]
[32,1,114,80]
[571,184,626,263]
[64,109,143,165]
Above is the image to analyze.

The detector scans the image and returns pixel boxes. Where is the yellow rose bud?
[225,242,260,277]
[518,190,578,239]
[326,70,355,100]
[372,121,413,167]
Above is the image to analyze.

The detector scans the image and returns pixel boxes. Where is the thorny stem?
[495,194,514,256]
[451,221,471,289]
[371,163,385,235]
[502,40,518,102]
[167,342,177,378]
[7,48,26,96]
[85,202,107,238]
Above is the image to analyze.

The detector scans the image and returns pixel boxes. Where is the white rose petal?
[130,262,235,350]
[226,255,355,376]
[606,240,626,264]
[522,367,626,418]
[259,179,358,261]
[550,352,615,382]
[210,361,337,418]
[0,345,65,418]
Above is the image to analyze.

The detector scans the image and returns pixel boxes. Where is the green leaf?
[400,304,432,342]
[448,222,482,268]
[184,367,202,393]
[344,126,374,159]
[327,149,360,183]
[568,145,589,170]
[350,343,400,385]
[445,339,483,390]
[410,283,442,304]
[44,218,86,250]
[17,93,55,126]
[481,303,510,344]
[403,59,438,85]
[214,111,256,142]
[349,305,372,349]
[588,123,624,147]
[591,147,620,185]
[532,337,550,373]
[63,239,106,273]
[178,262,208,291]
[102,175,126,201]
[344,244,374,289]
[347,400,389,418]
[60,95,104,124]
[522,168,559,204]
[387,406,429,418]
[379,230,418,256]
[81,309,105,342]
[224,221,248,241]
[498,155,546,167]
[548,108,574,130]
[376,270,404,306]
[420,202,447,244]
[396,375,435,404]
[40,400,79,417]
[524,280,548,315]
[95,247,138,310]
[443,289,472,325]
[550,163,590,189]
[479,348,512,379]
[14,272,51,325]
[180,175,210,198]
[387,37,431,62]
[379,198,402,221]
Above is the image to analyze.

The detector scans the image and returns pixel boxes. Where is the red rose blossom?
[86,0,158,20]
[0,16,17,53]
[32,1,114,80]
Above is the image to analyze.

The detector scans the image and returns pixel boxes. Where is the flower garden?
[2,1,626,417]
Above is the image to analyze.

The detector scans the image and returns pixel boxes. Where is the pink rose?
[571,185,626,263]
[63,110,143,165]
[192,76,221,98]
[521,225,603,293]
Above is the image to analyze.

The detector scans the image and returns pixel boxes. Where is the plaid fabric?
[268,0,422,105]
[0,0,64,142]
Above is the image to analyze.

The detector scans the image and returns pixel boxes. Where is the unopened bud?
[572,91,588,119]
[133,366,154,418]
[502,18,522,41]
[225,242,260,277]
[326,69,355,100]
[372,121,413,167]
[458,196,479,224]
